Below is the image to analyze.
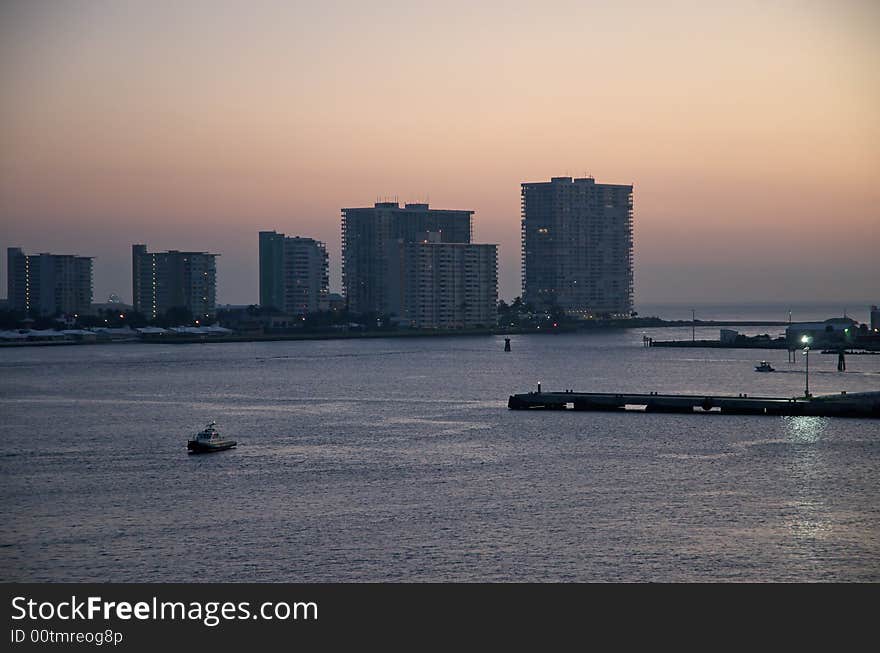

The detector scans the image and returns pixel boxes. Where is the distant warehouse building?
[259,231,328,315]
[391,234,498,329]
[6,247,93,316]
[132,245,217,321]
[521,176,633,318]
[786,317,858,347]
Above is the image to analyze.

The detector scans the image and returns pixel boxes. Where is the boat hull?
[187,440,237,454]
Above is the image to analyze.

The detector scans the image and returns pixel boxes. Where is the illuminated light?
[800,335,811,344]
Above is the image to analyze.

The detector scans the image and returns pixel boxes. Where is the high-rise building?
[259,231,328,315]
[393,234,498,329]
[341,202,473,315]
[521,176,633,317]
[6,248,27,312]
[132,245,217,320]
[258,231,284,313]
[6,247,93,316]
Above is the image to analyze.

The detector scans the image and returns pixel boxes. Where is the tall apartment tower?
[259,231,329,315]
[131,245,217,320]
[341,202,473,315]
[521,176,633,317]
[394,234,498,329]
[6,247,93,316]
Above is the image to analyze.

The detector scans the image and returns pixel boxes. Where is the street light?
[801,335,812,397]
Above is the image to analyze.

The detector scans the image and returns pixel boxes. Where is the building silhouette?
[259,231,328,315]
[392,234,498,329]
[132,245,217,321]
[521,176,633,317]
[341,202,473,316]
[786,316,858,348]
[7,247,93,316]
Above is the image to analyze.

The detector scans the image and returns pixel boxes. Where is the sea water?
[1,325,878,581]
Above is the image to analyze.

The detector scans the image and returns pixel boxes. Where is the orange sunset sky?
[1,0,878,306]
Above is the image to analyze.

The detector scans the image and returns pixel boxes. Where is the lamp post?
[801,335,812,397]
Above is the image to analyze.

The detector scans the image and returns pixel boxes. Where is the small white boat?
[187,421,237,454]
[755,361,775,373]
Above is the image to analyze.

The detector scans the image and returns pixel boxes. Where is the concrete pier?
[508,390,880,418]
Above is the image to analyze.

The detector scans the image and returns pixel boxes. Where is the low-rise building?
[720,328,739,344]
[320,293,346,313]
[786,317,859,347]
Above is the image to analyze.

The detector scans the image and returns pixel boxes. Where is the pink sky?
[1,0,878,305]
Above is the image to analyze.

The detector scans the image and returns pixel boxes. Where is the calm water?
[1,327,879,582]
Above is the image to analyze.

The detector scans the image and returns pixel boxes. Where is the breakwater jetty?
[508,390,880,418]
[648,338,787,349]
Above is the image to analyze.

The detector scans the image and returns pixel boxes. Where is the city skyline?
[1,1,878,305]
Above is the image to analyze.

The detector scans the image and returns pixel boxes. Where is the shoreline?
[0,318,792,348]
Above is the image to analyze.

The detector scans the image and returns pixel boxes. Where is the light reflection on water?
[0,329,878,582]
[780,417,833,554]
[784,416,827,443]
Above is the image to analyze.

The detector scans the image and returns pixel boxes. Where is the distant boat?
[187,421,237,454]
[755,361,775,373]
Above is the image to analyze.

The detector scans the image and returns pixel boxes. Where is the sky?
[1,0,878,306]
